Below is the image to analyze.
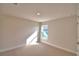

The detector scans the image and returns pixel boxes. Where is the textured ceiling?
[0,3,76,22]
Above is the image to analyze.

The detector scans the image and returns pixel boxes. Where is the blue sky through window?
[41,25,48,40]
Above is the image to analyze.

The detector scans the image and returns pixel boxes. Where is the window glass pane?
[41,25,48,40]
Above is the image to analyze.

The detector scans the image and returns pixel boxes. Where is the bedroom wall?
[0,15,38,51]
[42,16,77,52]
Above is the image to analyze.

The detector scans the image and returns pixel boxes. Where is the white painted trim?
[41,41,77,54]
[0,44,25,52]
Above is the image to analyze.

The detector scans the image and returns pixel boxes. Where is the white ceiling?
[0,3,76,22]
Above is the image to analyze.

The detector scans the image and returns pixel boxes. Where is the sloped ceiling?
[0,3,76,22]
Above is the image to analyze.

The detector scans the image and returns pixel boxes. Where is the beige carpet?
[0,43,76,56]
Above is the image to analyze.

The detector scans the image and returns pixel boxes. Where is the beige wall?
[77,4,79,42]
[77,18,79,42]
[0,15,38,51]
[42,16,77,52]
[77,4,79,55]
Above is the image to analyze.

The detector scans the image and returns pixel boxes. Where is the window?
[41,25,48,40]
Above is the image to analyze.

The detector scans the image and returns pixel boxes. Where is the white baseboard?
[41,41,77,54]
[0,44,25,52]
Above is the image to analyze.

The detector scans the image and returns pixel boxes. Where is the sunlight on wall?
[26,27,39,45]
